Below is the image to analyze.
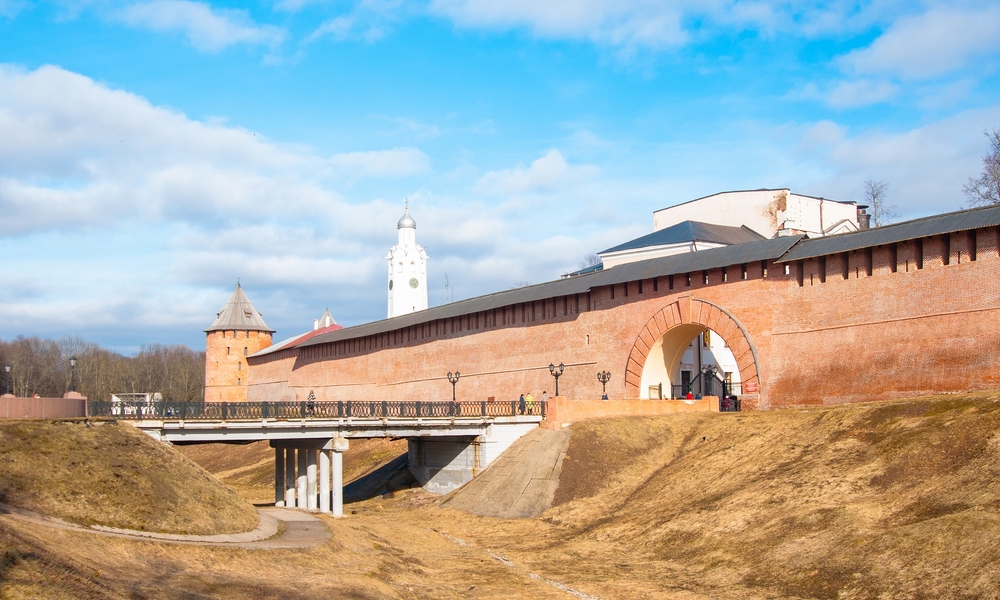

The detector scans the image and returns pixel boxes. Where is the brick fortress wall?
[246,226,1000,410]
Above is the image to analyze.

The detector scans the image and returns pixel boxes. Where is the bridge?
[90,400,545,517]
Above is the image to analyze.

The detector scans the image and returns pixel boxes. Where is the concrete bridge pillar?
[306,449,318,511]
[274,447,285,507]
[330,436,348,517]
[319,449,331,513]
[296,448,308,509]
[284,447,296,507]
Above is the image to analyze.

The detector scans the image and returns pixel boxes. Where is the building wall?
[247,226,1000,411]
[653,190,858,238]
[205,330,273,403]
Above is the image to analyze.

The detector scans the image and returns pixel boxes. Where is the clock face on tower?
[389,280,393,290]
[409,278,419,289]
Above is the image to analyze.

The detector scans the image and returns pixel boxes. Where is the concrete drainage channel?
[436,529,601,600]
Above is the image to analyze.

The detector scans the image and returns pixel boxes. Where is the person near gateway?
[526,391,535,415]
[519,393,526,415]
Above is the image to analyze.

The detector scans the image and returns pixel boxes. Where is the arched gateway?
[625,298,761,401]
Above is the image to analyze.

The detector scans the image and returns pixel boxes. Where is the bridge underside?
[128,415,543,511]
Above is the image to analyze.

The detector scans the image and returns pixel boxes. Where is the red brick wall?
[204,330,272,403]
[247,226,1000,410]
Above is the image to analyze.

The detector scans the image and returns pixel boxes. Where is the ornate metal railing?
[88,400,546,421]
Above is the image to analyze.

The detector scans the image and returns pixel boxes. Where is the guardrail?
[88,400,547,420]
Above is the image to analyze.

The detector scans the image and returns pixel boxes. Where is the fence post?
[338,400,343,418]
[481,400,486,416]
[416,401,421,417]
[382,400,387,417]
[346,401,352,418]
[300,401,306,418]
[263,402,269,419]
[222,402,228,420]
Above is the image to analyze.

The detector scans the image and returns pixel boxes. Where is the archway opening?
[638,324,742,399]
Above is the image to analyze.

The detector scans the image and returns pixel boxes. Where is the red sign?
[744,381,758,393]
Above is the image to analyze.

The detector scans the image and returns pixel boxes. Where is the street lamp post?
[4,364,10,396]
[548,363,565,397]
[597,370,611,399]
[447,371,460,403]
[69,356,78,393]
[700,365,718,397]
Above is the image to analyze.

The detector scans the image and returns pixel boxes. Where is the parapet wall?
[0,394,88,419]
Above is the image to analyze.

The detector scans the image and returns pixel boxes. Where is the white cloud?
[327,148,431,179]
[116,1,286,52]
[794,79,898,109]
[794,107,1000,215]
[429,0,690,50]
[425,0,907,51]
[475,149,600,194]
[839,6,1000,79]
[0,64,430,235]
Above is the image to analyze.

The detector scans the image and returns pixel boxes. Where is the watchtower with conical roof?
[204,283,275,403]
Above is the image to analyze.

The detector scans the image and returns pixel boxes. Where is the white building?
[653,188,862,239]
[594,188,866,399]
[386,205,429,318]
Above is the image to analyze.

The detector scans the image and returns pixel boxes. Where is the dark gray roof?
[287,235,802,351]
[206,284,275,333]
[777,204,1000,263]
[601,220,765,254]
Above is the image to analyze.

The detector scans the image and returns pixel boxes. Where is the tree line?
[0,336,204,403]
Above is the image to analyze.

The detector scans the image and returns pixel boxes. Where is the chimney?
[313,318,319,331]
[857,205,871,230]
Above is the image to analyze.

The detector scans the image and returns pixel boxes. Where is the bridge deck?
[94,400,547,443]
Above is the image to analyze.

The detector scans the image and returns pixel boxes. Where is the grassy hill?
[0,420,258,535]
[3,395,1000,599]
[432,393,1000,599]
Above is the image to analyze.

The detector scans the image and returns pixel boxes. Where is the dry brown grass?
[0,420,257,535]
[4,395,1000,599]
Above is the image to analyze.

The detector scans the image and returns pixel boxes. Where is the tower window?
[244,347,248,356]
[227,346,230,355]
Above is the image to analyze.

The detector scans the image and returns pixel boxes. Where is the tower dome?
[397,206,416,229]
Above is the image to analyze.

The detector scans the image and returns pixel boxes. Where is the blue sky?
[1,0,999,353]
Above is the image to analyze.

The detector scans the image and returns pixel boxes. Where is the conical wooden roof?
[205,284,275,333]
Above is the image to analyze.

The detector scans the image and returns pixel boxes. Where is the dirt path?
[0,502,329,548]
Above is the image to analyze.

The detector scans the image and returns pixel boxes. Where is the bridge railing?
[88,400,546,421]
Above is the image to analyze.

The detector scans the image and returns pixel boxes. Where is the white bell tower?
[386,203,428,318]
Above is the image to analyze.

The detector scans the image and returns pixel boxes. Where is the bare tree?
[0,336,204,401]
[964,128,1000,207]
[864,179,897,227]
[578,253,602,270]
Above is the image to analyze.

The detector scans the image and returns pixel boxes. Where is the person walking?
[526,391,535,415]
[519,393,526,415]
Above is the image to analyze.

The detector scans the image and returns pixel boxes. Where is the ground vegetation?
[3,394,1000,598]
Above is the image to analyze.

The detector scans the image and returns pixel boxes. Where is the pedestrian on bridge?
[519,394,526,415]
[526,392,535,415]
